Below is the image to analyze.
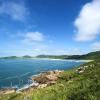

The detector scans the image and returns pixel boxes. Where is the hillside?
[78,51,100,60]
[36,51,100,60]
[36,55,69,59]
[0,59,100,100]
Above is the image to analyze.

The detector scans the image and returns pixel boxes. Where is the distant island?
[0,55,34,59]
[1,51,100,60]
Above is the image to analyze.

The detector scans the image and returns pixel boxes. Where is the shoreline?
[0,70,64,94]
[0,57,93,62]
[27,58,93,62]
[0,60,93,94]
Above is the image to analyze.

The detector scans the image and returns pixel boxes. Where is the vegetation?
[0,56,19,59]
[36,55,69,59]
[77,51,100,60]
[22,55,34,58]
[36,51,100,60]
[0,59,100,100]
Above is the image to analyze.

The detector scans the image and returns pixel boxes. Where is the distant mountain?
[0,56,19,59]
[0,51,100,60]
[36,51,100,60]
[36,55,69,59]
[22,55,33,58]
[0,55,34,59]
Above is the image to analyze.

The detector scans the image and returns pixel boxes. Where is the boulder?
[46,75,58,81]
[37,84,47,89]
[32,70,63,84]
[76,67,85,74]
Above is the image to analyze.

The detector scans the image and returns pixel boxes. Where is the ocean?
[0,59,85,88]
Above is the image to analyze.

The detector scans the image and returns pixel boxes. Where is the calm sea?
[0,59,85,88]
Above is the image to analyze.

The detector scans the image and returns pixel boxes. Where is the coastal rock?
[46,75,58,81]
[32,70,63,84]
[0,88,16,95]
[76,67,85,74]
[37,84,47,88]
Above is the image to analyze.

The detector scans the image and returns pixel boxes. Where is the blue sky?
[0,0,100,56]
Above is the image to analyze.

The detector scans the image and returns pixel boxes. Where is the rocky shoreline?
[32,70,63,88]
[0,70,63,94]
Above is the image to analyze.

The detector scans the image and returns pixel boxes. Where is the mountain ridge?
[0,51,100,60]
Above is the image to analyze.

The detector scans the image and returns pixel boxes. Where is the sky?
[0,0,100,56]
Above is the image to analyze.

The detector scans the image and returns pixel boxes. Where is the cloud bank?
[74,0,100,41]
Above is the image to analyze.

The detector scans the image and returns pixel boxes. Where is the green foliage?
[0,60,100,100]
[36,51,100,60]
[78,51,100,60]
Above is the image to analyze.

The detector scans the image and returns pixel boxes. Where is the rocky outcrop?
[75,64,95,74]
[76,67,85,74]
[32,70,63,88]
[37,84,47,89]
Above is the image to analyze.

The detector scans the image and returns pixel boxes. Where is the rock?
[37,84,47,89]
[32,70,63,84]
[76,67,85,74]
[46,75,58,81]
[32,76,48,84]
[78,70,84,74]
[84,66,88,68]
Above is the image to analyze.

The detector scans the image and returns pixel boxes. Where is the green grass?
[0,60,100,100]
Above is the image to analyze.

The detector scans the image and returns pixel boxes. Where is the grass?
[0,60,100,100]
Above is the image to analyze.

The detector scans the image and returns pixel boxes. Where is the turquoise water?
[0,59,85,88]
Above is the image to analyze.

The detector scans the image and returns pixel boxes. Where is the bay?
[0,59,85,88]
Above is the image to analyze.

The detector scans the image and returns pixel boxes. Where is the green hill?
[36,51,100,60]
[22,55,33,58]
[0,59,100,100]
[0,56,19,59]
[78,51,100,60]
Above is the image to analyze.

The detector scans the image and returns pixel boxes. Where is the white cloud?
[91,42,100,51]
[74,0,100,41]
[0,1,29,21]
[23,32,45,42]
